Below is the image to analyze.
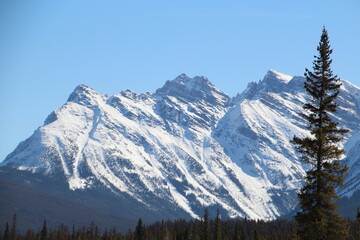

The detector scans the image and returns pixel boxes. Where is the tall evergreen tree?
[292,27,349,240]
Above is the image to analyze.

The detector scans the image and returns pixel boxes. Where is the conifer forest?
[1,210,360,240]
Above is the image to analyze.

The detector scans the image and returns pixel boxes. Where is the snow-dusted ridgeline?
[2,70,360,220]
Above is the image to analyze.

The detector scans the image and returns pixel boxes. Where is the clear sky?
[0,1,359,161]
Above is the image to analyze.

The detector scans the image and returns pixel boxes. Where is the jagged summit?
[67,84,93,101]
[156,74,230,107]
[171,73,210,84]
[256,69,293,94]
[232,70,294,103]
[173,73,192,81]
[265,69,292,83]
[67,84,104,107]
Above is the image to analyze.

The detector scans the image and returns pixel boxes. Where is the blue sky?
[0,1,359,161]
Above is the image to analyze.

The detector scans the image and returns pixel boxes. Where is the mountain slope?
[2,71,360,222]
[0,172,132,232]
[215,70,360,213]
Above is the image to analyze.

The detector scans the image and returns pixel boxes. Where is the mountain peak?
[171,73,211,87]
[174,73,191,80]
[67,84,103,106]
[265,69,292,84]
[156,74,229,106]
[232,70,294,102]
[260,70,293,93]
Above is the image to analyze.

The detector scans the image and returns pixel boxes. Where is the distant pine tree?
[201,208,211,240]
[71,224,75,240]
[3,222,10,240]
[253,230,259,240]
[159,220,168,240]
[10,214,16,240]
[240,224,246,240]
[40,220,48,240]
[357,207,360,240]
[292,27,349,240]
[232,222,240,240]
[214,209,222,240]
[135,218,145,240]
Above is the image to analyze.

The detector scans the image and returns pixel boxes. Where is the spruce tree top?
[295,27,348,167]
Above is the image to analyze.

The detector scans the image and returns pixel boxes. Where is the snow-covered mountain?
[2,70,360,221]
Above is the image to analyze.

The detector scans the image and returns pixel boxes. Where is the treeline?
[1,210,360,240]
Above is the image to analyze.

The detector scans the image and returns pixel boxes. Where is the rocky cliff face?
[2,70,360,220]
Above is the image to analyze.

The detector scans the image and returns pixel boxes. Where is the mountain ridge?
[1,70,359,223]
